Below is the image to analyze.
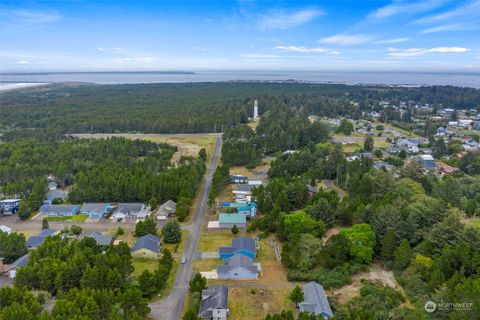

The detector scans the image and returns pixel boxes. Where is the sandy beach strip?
[0,82,50,92]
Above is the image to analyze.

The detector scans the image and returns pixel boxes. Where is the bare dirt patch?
[329,264,401,304]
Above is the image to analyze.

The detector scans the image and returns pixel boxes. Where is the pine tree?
[289,285,304,308]
[42,217,49,230]
[231,224,239,235]
[380,230,396,262]
[394,239,412,270]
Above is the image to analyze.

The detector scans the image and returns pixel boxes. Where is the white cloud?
[367,0,448,20]
[96,47,105,52]
[11,10,62,24]
[276,45,339,54]
[319,34,372,45]
[258,8,324,30]
[112,57,156,63]
[376,37,409,44]
[421,23,473,33]
[16,60,30,65]
[242,54,281,59]
[388,46,469,57]
[114,47,123,52]
[416,0,480,24]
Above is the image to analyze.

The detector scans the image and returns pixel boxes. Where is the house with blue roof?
[80,203,112,218]
[5,253,30,279]
[219,236,257,260]
[131,234,161,258]
[44,190,67,205]
[217,255,259,280]
[26,229,57,250]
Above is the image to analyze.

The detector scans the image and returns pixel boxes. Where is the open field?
[198,229,245,252]
[228,287,294,320]
[70,133,218,164]
[193,258,221,272]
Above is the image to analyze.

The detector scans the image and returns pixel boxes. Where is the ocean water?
[0,70,479,88]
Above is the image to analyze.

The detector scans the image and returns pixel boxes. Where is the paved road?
[70,133,221,139]
[149,135,222,320]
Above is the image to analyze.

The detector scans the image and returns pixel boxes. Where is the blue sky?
[0,0,479,72]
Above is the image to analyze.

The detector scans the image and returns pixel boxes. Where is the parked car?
[181,255,187,264]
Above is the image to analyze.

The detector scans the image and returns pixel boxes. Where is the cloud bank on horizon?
[0,0,479,72]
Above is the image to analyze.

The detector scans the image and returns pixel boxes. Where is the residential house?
[39,204,79,217]
[229,175,248,184]
[232,184,255,200]
[299,282,334,319]
[372,161,394,171]
[26,229,57,249]
[462,140,479,151]
[199,285,230,320]
[218,213,246,229]
[396,139,420,153]
[131,234,160,258]
[47,181,57,191]
[45,190,67,205]
[0,199,20,214]
[217,255,259,280]
[84,231,115,246]
[114,203,149,221]
[0,225,13,234]
[157,200,176,221]
[219,236,257,260]
[417,155,438,172]
[436,162,459,175]
[4,253,29,279]
[306,184,318,195]
[80,203,112,218]
[347,152,373,162]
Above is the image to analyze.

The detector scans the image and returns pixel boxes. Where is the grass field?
[132,257,159,278]
[228,287,294,320]
[70,214,89,222]
[467,220,480,228]
[46,216,71,221]
[109,228,137,246]
[193,258,221,272]
[146,135,216,162]
[198,229,248,252]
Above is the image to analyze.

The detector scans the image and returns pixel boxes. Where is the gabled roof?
[232,237,256,253]
[81,203,111,213]
[234,184,255,193]
[40,204,79,214]
[157,200,176,216]
[219,236,256,255]
[217,255,258,274]
[131,234,160,253]
[11,253,29,268]
[115,203,145,214]
[26,229,56,248]
[199,285,229,318]
[85,231,115,246]
[219,213,246,224]
[300,282,333,317]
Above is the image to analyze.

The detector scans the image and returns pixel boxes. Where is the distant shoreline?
[0,82,50,92]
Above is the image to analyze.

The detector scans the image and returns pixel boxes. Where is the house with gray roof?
[299,282,333,319]
[131,234,160,258]
[4,253,29,278]
[84,231,115,246]
[26,229,57,249]
[157,200,176,220]
[39,204,79,217]
[217,255,259,280]
[199,285,230,320]
[219,236,257,260]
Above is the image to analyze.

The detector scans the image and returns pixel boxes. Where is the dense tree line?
[0,136,205,220]
[6,236,151,319]
[138,249,174,298]
[0,231,28,263]
[3,83,476,134]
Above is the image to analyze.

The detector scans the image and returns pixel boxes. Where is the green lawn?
[132,258,159,278]
[71,214,89,222]
[47,216,71,221]
[468,220,480,228]
[198,230,237,252]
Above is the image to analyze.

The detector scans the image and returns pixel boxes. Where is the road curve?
[148,135,222,320]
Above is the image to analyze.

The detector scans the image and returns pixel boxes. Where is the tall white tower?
[253,99,259,119]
